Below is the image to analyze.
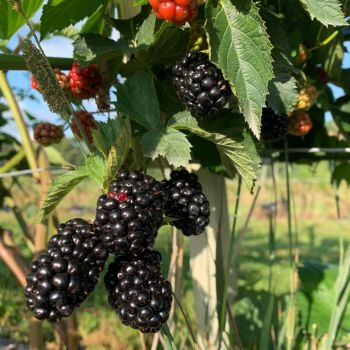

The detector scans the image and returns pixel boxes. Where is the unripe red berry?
[175,5,189,22]
[288,111,313,136]
[68,63,102,100]
[175,0,191,6]
[71,111,97,144]
[159,2,176,20]
[34,123,64,147]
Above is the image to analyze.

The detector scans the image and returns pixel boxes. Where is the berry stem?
[0,54,73,71]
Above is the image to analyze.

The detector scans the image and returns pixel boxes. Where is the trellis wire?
[264,148,350,153]
[0,168,67,178]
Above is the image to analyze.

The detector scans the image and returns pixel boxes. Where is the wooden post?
[188,168,231,349]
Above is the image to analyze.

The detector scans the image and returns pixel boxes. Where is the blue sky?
[1,13,350,138]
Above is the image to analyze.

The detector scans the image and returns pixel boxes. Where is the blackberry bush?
[24,218,107,322]
[261,107,287,142]
[172,52,231,118]
[162,168,210,236]
[94,170,165,255]
[104,250,172,333]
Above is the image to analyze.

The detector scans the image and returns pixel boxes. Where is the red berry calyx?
[107,192,128,203]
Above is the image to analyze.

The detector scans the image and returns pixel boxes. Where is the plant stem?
[0,71,39,180]
[0,54,73,71]
[0,148,26,174]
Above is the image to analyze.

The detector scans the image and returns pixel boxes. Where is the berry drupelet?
[260,107,287,142]
[24,218,108,322]
[172,52,231,118]
[162,168,210,236]
[94,170,165,255]
[104,250,173,333]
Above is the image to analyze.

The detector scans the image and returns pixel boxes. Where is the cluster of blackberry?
[25,219,107,322]
[25,169,210,333]
[172,52,232,118]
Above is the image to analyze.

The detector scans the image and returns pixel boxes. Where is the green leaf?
[299,0,348,27]
[80,4,107,35]
[92,117,132,157]
[267,50,298,114]
[40,0,107,38]
[85,155,105,189]
[74,34,137,62]
[297,261,350,339]
[331,162,350,187]
[135,12,157,46]
[116,71,160,130]
[168,111,260,191]
[141,128,192,167]
[102,118,132,190]
[121,26,188,76]
[324,39,344,81]
[155,78,185,116]
[205,0,273,138]
[108,8,150,41]
[0,0,43,40]
[331,99,350,144]
[39,168,88,222]
[103,147,119,192]
[44,146,71,166]
[134,0,148,6]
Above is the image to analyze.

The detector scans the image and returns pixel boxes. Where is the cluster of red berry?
[31,64,101,147]
[149,0,197,25]
[31,63,102,100]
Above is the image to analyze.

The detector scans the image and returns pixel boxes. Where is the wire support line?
[263,148,350,154]
[0,167,68,178]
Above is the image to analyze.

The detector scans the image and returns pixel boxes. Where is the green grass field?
[0,161,349,349]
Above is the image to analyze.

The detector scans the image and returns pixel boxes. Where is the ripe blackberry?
[68,63,102,99]
[34,122,64,146]
[24,218,108,322]
[71,111,97,144]
[172,52,231,118]
[94,170,165,255]
[261,107,287,142]
[104,250,172,333]
[161,168,210,236]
